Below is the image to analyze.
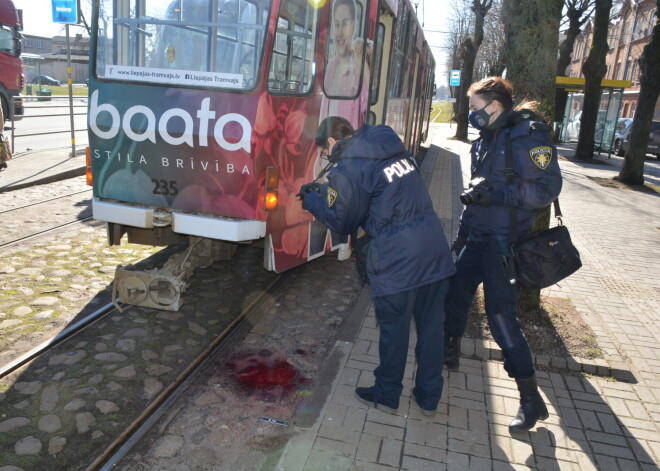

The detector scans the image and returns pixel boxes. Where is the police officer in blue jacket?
[444,77,562,432]
[299,117,455,416]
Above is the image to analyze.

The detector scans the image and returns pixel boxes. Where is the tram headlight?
[264,166,279,211]
[265,191,278,211]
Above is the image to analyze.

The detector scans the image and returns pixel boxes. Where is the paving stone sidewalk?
[275,123,660,471]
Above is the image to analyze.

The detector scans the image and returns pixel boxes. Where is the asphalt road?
[7,92,89,154]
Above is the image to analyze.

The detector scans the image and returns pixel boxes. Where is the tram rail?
[0,215,94,249]
[92,272,289,470]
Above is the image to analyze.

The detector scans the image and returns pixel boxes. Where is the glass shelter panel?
[95,0,270,90]
[560,88,624,154]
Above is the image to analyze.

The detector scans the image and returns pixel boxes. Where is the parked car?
[613,118,660,159]
[30,75,61,86]
[564,110,607,142]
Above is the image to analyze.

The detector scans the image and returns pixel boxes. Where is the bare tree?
[452,0,494,141]
[617,0,660,184]
[475,0,506,79]
[444,0,474,117]
[501,0,563,311]
[554,0,595,123]
[574,0,613,161]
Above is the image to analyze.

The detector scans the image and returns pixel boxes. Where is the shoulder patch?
[529,146,553,169]
[327,187,338,207]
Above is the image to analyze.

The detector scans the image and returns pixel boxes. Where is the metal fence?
[10,95,88,156]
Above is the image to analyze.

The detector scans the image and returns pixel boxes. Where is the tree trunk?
[502,0,562,311]
[502,0,562,117]
[574,0,612,161]
[554,4,590,124]
[454,0,493,141]
[617,1,660,185]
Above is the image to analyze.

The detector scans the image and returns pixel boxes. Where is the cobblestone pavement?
[0,176,92,245]
[0,173,366,470]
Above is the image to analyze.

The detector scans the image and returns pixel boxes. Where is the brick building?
[567,0,659,120]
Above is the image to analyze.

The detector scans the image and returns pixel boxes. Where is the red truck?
[0,0,23,121]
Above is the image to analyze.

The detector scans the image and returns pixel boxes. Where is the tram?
[87,0,435,309]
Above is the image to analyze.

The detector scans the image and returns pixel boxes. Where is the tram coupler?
[112,237,237,312]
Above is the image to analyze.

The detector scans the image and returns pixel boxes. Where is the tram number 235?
[152,179,179,197]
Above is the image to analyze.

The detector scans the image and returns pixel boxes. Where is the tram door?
[404,50,420,151]
[369,5,394,125]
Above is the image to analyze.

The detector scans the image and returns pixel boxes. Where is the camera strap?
[505,134,518,244]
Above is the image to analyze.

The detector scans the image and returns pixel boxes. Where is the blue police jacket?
[458,119,563,241]
[301,124,455,297]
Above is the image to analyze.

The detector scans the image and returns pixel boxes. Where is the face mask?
[486,108,510,130]
[468,101,494,130]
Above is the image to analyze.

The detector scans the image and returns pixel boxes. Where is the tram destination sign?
[52,0,79,24]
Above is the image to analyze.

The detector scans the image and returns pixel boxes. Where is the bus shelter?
[557,76,630,156]
[21,53,46,94]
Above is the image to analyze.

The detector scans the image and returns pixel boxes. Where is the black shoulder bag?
[505,136,582,289]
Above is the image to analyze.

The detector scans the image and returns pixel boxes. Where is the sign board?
[450,70,461,87]
[52,0,79,24]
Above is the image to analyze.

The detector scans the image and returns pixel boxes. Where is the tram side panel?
[263,0,378,272]
[87,0,432,276]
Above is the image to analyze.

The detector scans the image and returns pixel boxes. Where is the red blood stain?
[225,352,305,396]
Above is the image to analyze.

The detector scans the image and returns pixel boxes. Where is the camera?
[296,182,322,201]
[460,177,492,205]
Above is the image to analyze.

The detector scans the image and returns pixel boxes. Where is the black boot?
[509,376,549,432]
[444,336,462,371]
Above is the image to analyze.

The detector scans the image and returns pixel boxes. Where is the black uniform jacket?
[302,124,455,297]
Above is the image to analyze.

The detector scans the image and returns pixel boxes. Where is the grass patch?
[430,101,455,124]
[23,85,89,97]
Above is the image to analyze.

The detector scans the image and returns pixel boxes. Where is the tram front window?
[95,0,269,90]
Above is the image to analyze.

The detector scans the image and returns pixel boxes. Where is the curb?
[459,337,636,383]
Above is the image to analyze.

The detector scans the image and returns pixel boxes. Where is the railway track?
[0,188,92,214]
[0,188,93,247]
[0,245,287,470]
[92,272,288,470]
[0,215,94,248]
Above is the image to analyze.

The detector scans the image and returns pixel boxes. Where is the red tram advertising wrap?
[0,0,24,120]
[87,0,435,307]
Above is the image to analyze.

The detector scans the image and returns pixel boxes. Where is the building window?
[36,41,43,49]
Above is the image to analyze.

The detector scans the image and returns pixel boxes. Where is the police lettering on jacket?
[383,158,416,182]
[299,124,455,297]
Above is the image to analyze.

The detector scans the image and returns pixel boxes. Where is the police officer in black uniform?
[299,117,455,416]
[444,77,562,432]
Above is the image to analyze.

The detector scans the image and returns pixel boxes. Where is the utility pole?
[66,23,75,158]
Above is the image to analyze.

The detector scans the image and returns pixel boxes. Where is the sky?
[417,0,452,87]
[13,0,450,84]
[13,0,91,38]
